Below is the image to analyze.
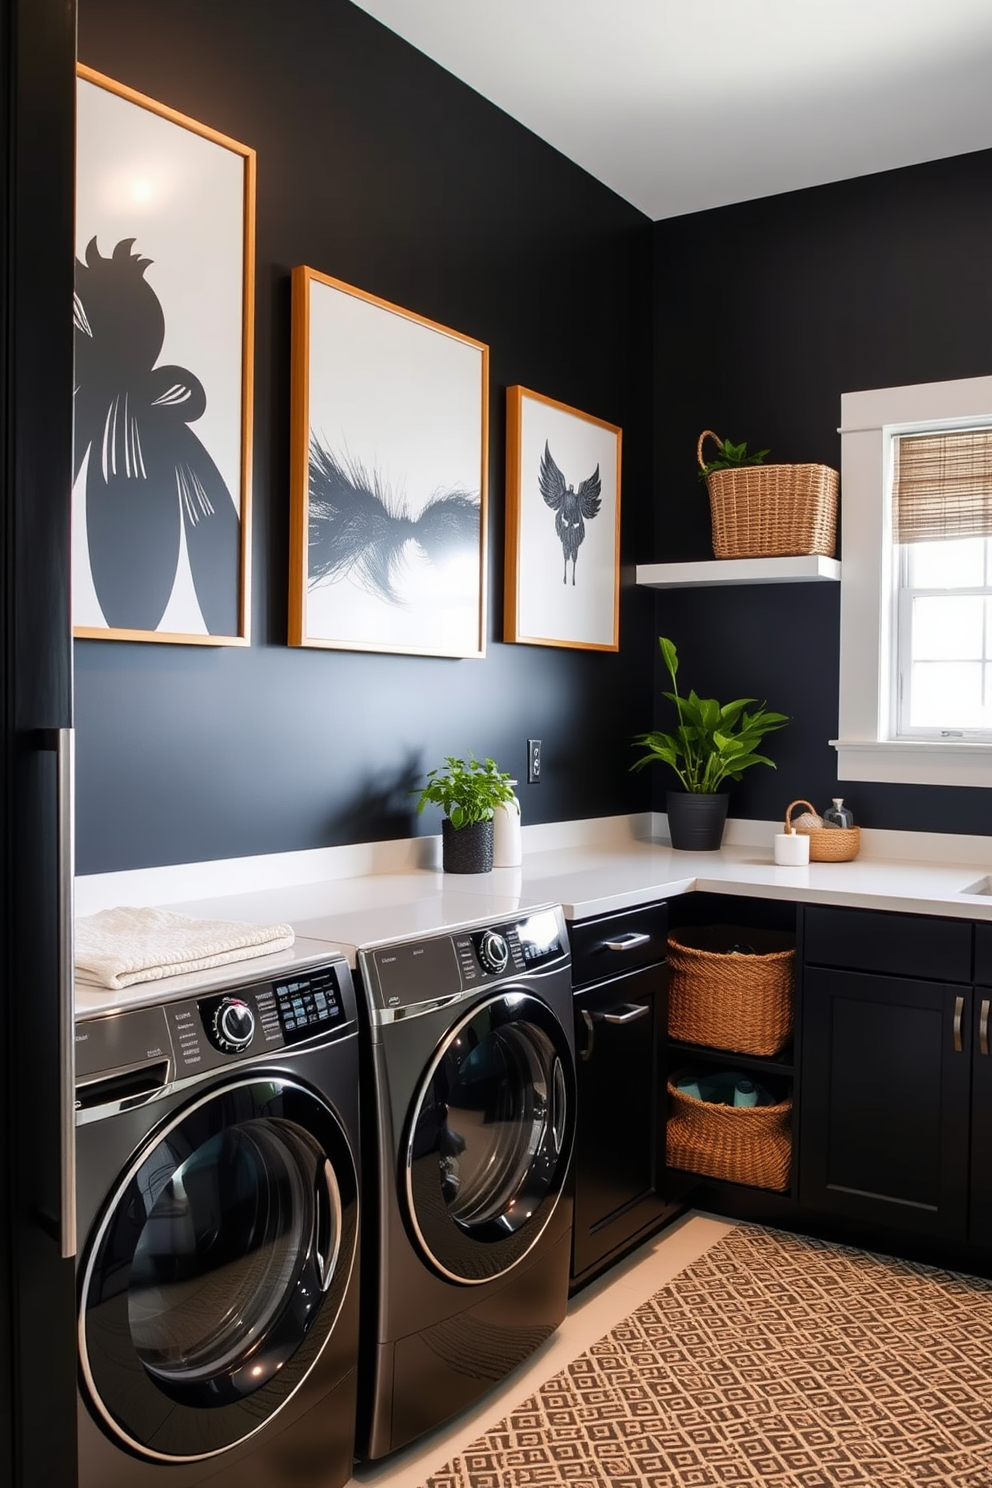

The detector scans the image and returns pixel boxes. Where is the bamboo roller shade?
[893,428,992,543]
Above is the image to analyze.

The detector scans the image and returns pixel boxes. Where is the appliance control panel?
[365,906,569,1011]
[271,963,346,1042]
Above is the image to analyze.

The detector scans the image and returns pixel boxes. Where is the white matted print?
[289,267,489,658]
[504,386,621,650]
[73,66,254,644]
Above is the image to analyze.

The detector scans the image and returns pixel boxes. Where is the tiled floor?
[348,1210,735,1488]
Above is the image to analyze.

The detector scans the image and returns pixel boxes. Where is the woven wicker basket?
[667,1073,792,1191]
[786,799,861,862]
[698,430,839,559]
[668,925,794,1056]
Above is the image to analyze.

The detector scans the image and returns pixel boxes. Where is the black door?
[404,993,574,1283]
[971,988,992,1249]
[79,1077,358,1462]
[572,962,666,1281]
[801,967,972,1240]
[0,1,76,1486]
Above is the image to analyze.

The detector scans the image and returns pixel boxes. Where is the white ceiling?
[352,0,992,219]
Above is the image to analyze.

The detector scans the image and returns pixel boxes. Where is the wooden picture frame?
[73,65,255,645]
[504,385,621,650]
[289,266,489,659]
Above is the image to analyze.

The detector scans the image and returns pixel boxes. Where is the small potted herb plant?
[632,636,788,850]
[415,753,516,873]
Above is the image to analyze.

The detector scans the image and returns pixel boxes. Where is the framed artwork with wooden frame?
[289,266,489,659]
[72,65,255,645]
[504,385,621,650]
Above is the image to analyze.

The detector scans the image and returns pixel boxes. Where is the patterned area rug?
[422,1224,992,1488]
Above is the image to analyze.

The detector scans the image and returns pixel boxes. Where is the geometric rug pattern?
[422,1224,992,1488]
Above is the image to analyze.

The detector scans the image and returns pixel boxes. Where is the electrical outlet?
[527,738,542,784]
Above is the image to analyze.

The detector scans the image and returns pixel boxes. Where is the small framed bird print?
[504,386,621,650]
[73,66,255,645]
[289,267,489,659]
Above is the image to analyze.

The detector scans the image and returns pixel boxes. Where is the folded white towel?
[75,905,296,990]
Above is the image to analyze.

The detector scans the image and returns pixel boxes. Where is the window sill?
[832,738,992,788]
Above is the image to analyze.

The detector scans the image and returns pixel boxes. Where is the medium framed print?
[504,385,621,651]
[289,266,489,658]
[73,65,255,644]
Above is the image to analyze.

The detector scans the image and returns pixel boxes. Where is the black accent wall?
[75,0,656,873]
[76,1,992,871]
[652,150,992,836]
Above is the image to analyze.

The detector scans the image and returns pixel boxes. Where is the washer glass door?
[405,992,574,1282]
[79,1076,358,1463]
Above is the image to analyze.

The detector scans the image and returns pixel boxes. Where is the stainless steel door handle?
[980,998,990,1058]
[600,1003,651,1025]
[953,994,964,1054]
[44,728,76,1259]
[602,932,651,952]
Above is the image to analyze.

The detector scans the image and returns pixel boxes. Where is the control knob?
[210,997,256,1053]
[477,929,509,975]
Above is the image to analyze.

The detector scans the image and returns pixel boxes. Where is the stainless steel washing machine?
[349,903,576,1459]
[74,941,361,1488]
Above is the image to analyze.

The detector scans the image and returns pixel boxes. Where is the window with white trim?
[893,429,992,739]
[835,374,992,788]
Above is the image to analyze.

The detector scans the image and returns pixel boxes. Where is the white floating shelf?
[636,555,841,589]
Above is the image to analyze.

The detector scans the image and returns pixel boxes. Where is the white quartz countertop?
[73,815,992,1010]
[150,830,992,967]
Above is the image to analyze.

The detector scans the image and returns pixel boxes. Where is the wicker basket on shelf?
[667,1074,792,1191]
[698,430,839,559]
[667,925,794,1056]
[786,799,861,862]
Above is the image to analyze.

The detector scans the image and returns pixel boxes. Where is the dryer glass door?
[405,991,575,1283]
[78,1076,358,1463]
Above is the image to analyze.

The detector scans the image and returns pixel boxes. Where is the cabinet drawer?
[568,902,668,986]
[803,905,971,983]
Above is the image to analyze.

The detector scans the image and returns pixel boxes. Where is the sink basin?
[961,876,992,896]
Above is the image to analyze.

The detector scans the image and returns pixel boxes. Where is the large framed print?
[73,66,255,645]
[290,267,489,658]
[504,386,621,651]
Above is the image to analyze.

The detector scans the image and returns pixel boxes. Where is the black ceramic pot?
[441,818,494,873]
[665,791,729,851]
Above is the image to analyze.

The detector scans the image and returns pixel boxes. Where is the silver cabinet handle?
[579,1002,650,1060]
[953,994,964,1054]
[980,999,990,1058]
[44,728,76,1258]
[600,1003,651,1025]
[602,931,651,952]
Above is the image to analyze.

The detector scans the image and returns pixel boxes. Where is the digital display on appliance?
[516,909,562,964]
[274,965,344,1041]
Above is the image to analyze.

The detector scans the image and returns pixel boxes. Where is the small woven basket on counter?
[667,1073,792,1191]
[698,430,839,559]
[667,924,794,1056]
[786,799,861,862]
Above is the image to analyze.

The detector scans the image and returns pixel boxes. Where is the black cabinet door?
[1,1,76,1486]
[801,968,971,1241]
[571,962,667,1282]
[971,989,992,1249]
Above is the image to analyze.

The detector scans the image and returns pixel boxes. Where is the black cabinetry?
[800,905,988,1245]
[568,902,674,1289]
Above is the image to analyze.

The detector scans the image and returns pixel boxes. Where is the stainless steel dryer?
[74,942,361,1488]
[351,903,576,1459]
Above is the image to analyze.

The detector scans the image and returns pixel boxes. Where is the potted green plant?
[696,433,770,482]
[632,636,788,851]
[415,753,516,873]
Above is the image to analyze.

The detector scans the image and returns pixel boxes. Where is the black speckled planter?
[441,818,494,873]
[666,791,729,851]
